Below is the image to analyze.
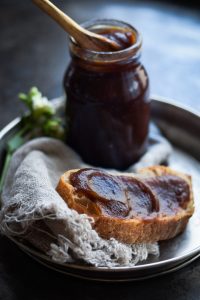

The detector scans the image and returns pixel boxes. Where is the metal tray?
[0,96,200,281]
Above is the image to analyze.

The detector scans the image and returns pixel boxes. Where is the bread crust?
[56,166,194,244]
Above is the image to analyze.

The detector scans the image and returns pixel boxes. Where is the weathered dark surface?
[1,1,200,299]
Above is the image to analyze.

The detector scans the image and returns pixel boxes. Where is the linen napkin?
[0,127,171,267]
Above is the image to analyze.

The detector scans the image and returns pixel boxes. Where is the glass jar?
[64,19,150,170]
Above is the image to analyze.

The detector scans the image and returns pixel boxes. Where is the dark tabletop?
[1,1,200,299]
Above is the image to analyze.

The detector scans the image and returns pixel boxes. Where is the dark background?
[1,0,200,130]
[1,1,200,299]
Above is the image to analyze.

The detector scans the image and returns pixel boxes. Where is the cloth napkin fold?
[0,127,171,267]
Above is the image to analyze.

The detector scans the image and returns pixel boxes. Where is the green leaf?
[0,86,66,195]
[0,151,12,194]
[7,134,25,153]
[43,118,65,140]
[18,93,27,100]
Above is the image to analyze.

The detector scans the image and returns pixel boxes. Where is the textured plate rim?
[21,249,200,282]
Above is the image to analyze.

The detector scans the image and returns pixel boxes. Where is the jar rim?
[69,19,142,64]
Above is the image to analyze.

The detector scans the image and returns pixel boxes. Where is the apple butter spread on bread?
[56,166,194,244]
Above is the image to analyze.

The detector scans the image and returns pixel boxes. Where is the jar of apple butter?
[64,19,150,170]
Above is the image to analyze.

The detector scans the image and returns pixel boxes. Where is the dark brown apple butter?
[100,28,136,50]
[64,19,150,170]
[69,168,190,219]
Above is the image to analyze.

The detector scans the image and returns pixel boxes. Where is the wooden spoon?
[32,0,121,51]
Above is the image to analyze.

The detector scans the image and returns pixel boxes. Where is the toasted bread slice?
[56,166,194,244]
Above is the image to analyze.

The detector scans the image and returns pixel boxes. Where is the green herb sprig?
[0,87,65,193]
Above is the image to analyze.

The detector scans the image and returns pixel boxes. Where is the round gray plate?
[0,96,200,281]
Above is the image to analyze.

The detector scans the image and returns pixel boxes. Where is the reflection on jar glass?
[64,19,150,170]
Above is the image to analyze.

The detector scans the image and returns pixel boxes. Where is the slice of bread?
[56,166,194,244]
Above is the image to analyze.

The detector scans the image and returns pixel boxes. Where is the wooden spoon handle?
[32,0,116,51]
[32,0,83,36]
[32,0,121,51]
